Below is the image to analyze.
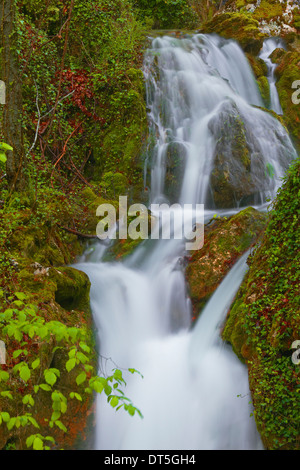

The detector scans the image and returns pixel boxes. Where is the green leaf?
[40,383,51,391]
[44,370,57,387]
[31,358,40,370]
[26,435,35,448]
[0,152,7,163]
[7,417,16,430]
[76,372,87,386]
[0,142,13,151]
[20,365,31,382]
[33,437,43,450]
[1,412,10,423]
[51,411,61,422]
[13,349,25,359]
[0,391,13,400]
[55,420,67,433]
[110,396,119,408]
[27,416,39,429]
[66,357,76,372]
[0,370,9,382]
[15,292,27,301]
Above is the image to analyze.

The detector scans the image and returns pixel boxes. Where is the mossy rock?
[246,53,268,79]
[207,99,266,209]
[269,47,286,64]
[9,224,82,267]
[48,266,91,315]
[252,0,285,21]
[257,75,270,107]
[201,12,266,55]
[186,206,267,318]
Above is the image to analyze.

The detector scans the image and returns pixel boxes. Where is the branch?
[56,223,98,239]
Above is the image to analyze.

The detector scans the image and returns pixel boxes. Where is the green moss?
[253,0,285,21]
[200,12,266,55]
[186,207,267,318]
[49,267,91,314]
[246,54,268,79]
[223,157,300,449]
[257,76,270,107]
[275,50,300,151]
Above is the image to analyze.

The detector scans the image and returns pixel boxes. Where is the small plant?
[0,142,13,164]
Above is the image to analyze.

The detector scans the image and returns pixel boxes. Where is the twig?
[50,121,83,187]
[26,79,41,158]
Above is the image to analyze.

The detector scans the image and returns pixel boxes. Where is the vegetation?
[0,0,148,450]
[186,208,267,318]
[0,0,299,452]
[223,157,300,449]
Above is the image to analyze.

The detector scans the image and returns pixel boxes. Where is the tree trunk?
[0,0,26,191]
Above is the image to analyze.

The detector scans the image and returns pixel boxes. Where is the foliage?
[133,0,197,29]
[0,143,13,165]
[223,157,300,449]
[0,291,143,449]
[0,0,148,450]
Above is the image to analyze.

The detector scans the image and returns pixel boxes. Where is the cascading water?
[74,33,297,450]
[144,34,296,208]
[259,37,286,115]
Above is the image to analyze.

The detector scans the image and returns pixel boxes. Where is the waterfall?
[74,33,297,450]
[144,34,296,208]
[259,37,286,115]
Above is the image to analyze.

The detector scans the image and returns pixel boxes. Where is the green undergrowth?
[223,157,300,449]
[0,181,144,449]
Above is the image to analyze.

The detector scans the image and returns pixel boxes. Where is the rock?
[200,12,266,55]
[207,99,266,209]
[48,266,91,313]
[186,207,267,318]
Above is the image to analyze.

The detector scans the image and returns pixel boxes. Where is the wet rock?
[186,206,267,318]
[208,99,267,209]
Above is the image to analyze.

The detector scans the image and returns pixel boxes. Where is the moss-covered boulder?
[208,99,267,208]
[222,157,300,450]
[49,267,91,313]
[186,206,267,318]
[200,12,266,55]
[252,0,285,22]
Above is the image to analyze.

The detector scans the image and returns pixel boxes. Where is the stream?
[74,33,297,450]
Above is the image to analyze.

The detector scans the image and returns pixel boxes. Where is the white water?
[144,34,296,207]
[259,37,286,115]
[74,33,297,450]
